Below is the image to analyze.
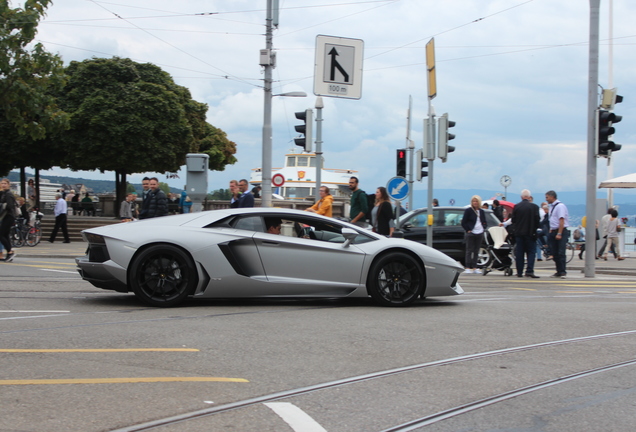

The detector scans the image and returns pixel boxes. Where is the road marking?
[40,269,79,274]
[0,377,248,386]
[3,263,74,270]
[0,310,70,313]
[264,402,328,432]
[555,291,594,294]
[0,348,199,353]
[511,288,537,291]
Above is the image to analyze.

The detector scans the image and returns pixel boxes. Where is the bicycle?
[536,237,575,263]
[9,213,42,248]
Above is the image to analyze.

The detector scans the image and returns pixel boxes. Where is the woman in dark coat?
[372,187,394,237]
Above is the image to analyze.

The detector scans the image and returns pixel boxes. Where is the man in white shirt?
[48,193,70,243]
[545,190,569,278]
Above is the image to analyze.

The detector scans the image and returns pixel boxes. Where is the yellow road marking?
[555,291,594,294]
[511,288,537,291]
[3,263,75,270]
[0,348,199,353]
[0,377,248,385]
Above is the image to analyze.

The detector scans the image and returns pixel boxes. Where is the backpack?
[366,193,375,222]
[573,228,581,240]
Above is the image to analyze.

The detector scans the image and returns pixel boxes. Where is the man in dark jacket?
[511,189,540,278]
[237,179,255,208]
[145,178,169,218]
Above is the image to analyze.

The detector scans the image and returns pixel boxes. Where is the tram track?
[111,329,636,432]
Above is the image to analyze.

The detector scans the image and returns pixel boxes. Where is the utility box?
[185,154,209,211]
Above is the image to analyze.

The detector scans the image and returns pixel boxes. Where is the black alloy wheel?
[130,245,197,307]
[367,252,424,306]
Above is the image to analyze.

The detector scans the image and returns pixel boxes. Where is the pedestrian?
[145,178,169,218]
[536,202,550,260]
[511,189,541,278]
[545,190,569,278]
[348,176,368,227]
[492,199,504,223]
[138,177,151,219]
[372,186,394,236]
[120,193,136,221]
[237,179,254,208]
[602,209,625,261]
[0,178,18,261]
[461,195,487,274]
[229,180,240,208]
[48,192,71,244]
[597,208,617,259]
[27,178,36,211]
[432,198,439,207]
[305,186,333,217]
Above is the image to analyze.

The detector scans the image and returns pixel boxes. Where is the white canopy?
[598,173,636,188]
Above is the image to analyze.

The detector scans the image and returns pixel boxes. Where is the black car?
[395,206,502,266]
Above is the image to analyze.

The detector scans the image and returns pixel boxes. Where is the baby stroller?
[482,226,514,276]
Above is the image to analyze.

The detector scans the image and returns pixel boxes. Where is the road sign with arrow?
[387,176,409,201]
[314,35,363,100]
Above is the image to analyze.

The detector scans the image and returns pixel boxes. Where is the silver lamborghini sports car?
[76,208,464,307]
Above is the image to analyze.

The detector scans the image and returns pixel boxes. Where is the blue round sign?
[387,176,409,201]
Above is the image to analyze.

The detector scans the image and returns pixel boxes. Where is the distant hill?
[8,172,182,195]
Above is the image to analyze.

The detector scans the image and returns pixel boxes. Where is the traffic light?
[294,109,313,152]
[438,113,456,163]
[396,149,407,177]
[597,109,622,157]
[415,149,428,181]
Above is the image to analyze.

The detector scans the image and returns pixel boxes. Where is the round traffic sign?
[272,173,285,187]
[386,176,409,201]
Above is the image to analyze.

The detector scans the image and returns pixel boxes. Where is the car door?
[433,209,466,261]
[253,218,367,296]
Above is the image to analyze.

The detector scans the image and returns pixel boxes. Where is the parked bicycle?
[9,212,42,248]
[536,237,575,263]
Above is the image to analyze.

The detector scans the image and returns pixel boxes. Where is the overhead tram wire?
[364,0,536,61]
[85,0,256,88]
[37,40,263,87]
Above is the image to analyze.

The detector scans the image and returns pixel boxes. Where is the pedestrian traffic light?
[597,109,622,157]
[415,149,428,181]
[396,149,407,178]
[438,113,456,163]
[294,109,313,152]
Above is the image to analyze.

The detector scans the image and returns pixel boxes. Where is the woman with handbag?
[0,178,17,262]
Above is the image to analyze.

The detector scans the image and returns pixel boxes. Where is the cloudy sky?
[25,0,636,200]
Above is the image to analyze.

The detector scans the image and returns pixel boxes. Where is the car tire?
[367,252,423,307]
[129,244,197,307]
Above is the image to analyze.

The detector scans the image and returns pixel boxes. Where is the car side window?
[232,216,265,232]
[444,211,463,227]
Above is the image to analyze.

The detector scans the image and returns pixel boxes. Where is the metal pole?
[426,102,435,247]
[314,97,324,201]
[261,0,274,208]
[607,0,614,208]
[584,0,600,278]
[406,95,413,212]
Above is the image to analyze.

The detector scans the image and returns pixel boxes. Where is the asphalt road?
[1,256,636,432]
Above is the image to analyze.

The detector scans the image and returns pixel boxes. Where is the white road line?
[40,269,79,274]
[264,402,328,432]
[0,310,70,313]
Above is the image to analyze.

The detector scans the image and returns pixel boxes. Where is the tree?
[56,57,236,209]
[0,0,69,140]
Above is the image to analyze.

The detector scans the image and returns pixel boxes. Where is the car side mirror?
[341,228,358,248]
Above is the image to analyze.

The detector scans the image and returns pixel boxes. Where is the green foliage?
[126,182,136,193]
[0,0,69,140]
[158,182,170,195]
[208,188,232,200]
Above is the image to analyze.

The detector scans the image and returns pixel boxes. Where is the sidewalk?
[8,241,636,277]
